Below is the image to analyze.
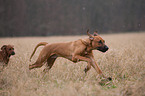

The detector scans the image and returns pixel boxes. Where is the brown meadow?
[0,32,145,96]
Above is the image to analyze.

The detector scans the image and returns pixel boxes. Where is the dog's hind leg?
[43,54,58,72]
[29,61,44,70]
[29,55,47,70]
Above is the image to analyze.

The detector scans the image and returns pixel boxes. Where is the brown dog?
[0,45,15,68]
[29,30,111,80]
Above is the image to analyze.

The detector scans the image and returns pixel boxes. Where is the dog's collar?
[80,39,93,54]
[81,39,88,46]
[80,39,92,47]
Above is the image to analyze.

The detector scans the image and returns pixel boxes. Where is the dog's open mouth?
[97,45,109,53]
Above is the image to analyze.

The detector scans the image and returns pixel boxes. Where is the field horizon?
[0,32,145,96]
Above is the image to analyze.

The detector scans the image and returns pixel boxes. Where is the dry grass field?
[0,32,145,96]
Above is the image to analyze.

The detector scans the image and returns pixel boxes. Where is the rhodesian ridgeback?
[29,30,111,80]
[0,45,15,69]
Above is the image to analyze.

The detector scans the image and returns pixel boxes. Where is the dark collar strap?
[80,39,92,47]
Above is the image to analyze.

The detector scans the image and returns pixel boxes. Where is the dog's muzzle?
[97,45,109,53]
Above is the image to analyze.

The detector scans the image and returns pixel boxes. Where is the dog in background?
[0,45,15,70]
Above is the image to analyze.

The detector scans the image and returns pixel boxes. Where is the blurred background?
[0,0,145,37]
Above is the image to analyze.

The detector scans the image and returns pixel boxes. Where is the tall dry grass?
[0,32,145,96]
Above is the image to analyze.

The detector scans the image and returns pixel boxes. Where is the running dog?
[29,30,111,80]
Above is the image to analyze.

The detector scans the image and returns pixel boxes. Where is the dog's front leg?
[72,55,111,80]
[72,55,103,76]
[89,57,106,78]
[72,55,91,63]
[90,57,112,80]
[72,55,92,73]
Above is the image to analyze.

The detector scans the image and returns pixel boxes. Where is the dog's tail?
[29,42,48,62]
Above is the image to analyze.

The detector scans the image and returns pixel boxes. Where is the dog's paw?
[84,68,87,73]
[107,77,112,81]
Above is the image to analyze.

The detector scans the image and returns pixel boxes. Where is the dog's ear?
[1,45,7,51]
[10,45,14,48]
[87,29,94,40]
[93,31,98,36]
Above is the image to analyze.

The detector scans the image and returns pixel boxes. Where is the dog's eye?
[98,40,102,44]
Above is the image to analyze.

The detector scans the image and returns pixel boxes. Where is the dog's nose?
[104,45,109,51]
[12,52,15,55]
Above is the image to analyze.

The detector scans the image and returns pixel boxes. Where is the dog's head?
[87,30,109,53]
[1,45,15,57]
